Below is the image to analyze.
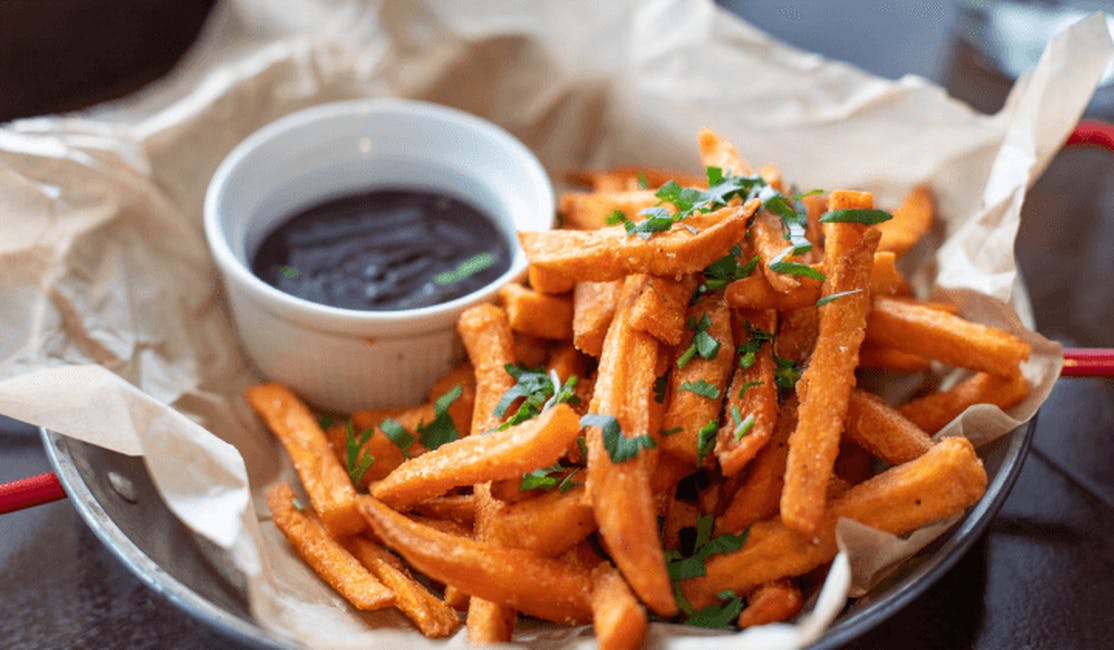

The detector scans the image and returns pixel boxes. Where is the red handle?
[0,472,66,514]
[1065,119,1114,150]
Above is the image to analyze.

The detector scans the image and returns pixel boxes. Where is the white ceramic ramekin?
[204,99,554,412]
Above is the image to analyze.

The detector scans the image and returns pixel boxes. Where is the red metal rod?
[1061,348,1114,378]
[0,471,66,514]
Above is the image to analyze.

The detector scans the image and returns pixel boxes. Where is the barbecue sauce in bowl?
[252,188,510,311]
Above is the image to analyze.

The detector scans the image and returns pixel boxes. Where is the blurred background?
[1,1,1111,649]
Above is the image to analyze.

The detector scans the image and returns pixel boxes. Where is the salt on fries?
[249,130,1031,647]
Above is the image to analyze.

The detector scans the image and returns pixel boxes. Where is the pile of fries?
[247,129,1031,648]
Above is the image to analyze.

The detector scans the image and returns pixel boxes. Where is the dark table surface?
[2,1,1112,648]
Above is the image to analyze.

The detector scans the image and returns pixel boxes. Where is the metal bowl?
[42,415,1035,649]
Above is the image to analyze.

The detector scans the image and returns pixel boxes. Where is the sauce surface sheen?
[252,188,510,311]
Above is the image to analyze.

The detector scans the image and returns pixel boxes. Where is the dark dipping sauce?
[252,188,510,311]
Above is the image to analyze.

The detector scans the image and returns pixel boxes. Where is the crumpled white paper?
[0,1,1111,648]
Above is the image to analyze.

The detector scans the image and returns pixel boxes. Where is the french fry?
[407,493,475,526]
[866,296,1031,378]
[499,283,574,340]
[528,264,577,295]
[358,496,594,625]
[781,197,880,536]
[573,280,622,357]
[371,403,582,509]
[547,342,590,386]
[247,384,364,537]
[716,309,779,476]
[628,274,700,346]
[684,437,987,608]
[345,537,461,638]
[833,440,874,486]
[736,579,804,628]
[468,483,518,643]
[877,184,933,255]
[716,394,797,535]
[775,305,820,363]
[267,484,393,610]
[486,486,597,557]
[519,201,760,282]
[590,563,648,650]
[698,127,753,175]
[857,343,931,372]
[751,211,804,293]
[659,293,734,465]
[845,389,934,465]
[458,304,517,434]
[725,270,821,311]
[513,333,550,368]
[585,275,677,617]
[558,189,660,230]
[899,371,1030,434]
[869,250,905,296]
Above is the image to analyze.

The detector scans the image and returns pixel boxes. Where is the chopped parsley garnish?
[279,265,301,280]
[696,420,718,465]
[290,497,305,513]
[494,365,580,429]
[736,322,773,370]
[317,414,336,430]
[380,418,416,456]
[819,208,894,224]
[415,385,463,450]
[760,186,815,257]
[677,314,720,369]
[520,464,582,493]
[684,590,745,630]
[700,245,759,293]
[580,413,656,463]
[768,246,826,281]
[608,207,675,239]
[679,379,720,399]
[637,171,650,189]
[344,421,376,485]
[433,252,495,284]
[774,356,802,391]
[660,426,684,436]
[666,514,750,583]
[816,288,864,307]
[730,405,755,441]
[736,380,763,399]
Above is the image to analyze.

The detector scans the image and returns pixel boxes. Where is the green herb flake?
[730,405,755,441]
[774,356,802,391]
[581,413,655,463]
[696,420,718,465]
[736,322,773,370]
[380,418,415,456]
[494,365,580,429]
[679,379,720,399]
[736,380,763,399]
[660,426,684,436]
[279,265,301,280]
[637,171,650,189]
[344,421,376,486]
[666,515,750,586]
[416,385,463,450]
[677,313,719,369]
[605,209,629,226]
[684,590,745,630]
[520,463,572,492]
[433,252,496,285]
[291,497,305,513]
[816,288,864,307]
[819,208,894,224]
[317,414,336,430]
[768,246,826,281]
